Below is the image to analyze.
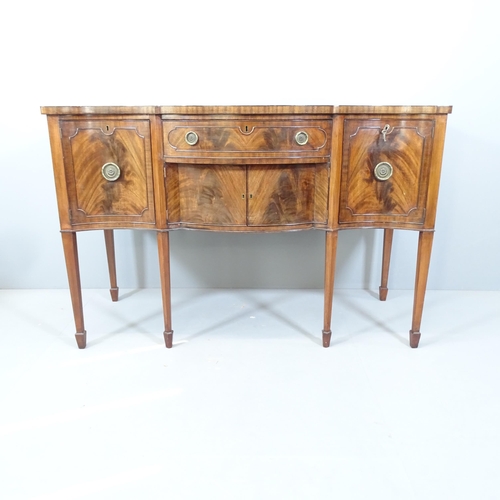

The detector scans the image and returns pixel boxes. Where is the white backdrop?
[1,0,499,290]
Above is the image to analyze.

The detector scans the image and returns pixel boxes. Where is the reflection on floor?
[1,288,499,500]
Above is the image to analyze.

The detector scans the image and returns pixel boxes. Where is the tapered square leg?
[75,331,87,349]
[409,331,421,348]
[322,231,338,348]
[409,231,434,348]
[104,230,119,301]
[61,232,87,349]
[164,331,173,348]
[322,330,332,348]
[379,228,394,301]
[158,231,173,348]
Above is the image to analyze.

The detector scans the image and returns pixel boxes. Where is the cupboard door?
[166,164,247,226]
[339,119,435,226]
[247,164,329,226]
[60,119,155,227]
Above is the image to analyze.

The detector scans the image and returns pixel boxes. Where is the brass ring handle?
[374,162,393,181]
[101,162,121,182]
[295,131,309,146]
[185,131,199,146]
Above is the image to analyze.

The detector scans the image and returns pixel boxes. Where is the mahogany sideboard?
[41,105,452,349]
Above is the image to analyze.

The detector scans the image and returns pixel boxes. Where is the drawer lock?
[373,162,393,181]
[101,162,121,182]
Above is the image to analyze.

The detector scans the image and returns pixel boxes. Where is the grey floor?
[1,288,499,500]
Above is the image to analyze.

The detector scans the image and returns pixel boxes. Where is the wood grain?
[167,163,328,228]
[104,230,119,301]
[61,232,86,348]
[247,165,328,226]
[410,231,435,348]
[339,119,435,226]
[163,120,331,162]
[157,231,173,348]
[41,106,158,115]
[168,164,247,226]
[323,230,339,348]
[334,105,452,115]
[379,228,394,301]
[41,105,452,116]
[60,119,155,227]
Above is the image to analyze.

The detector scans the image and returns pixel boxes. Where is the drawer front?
[60,119,155,227]
[339,118,435,226]
[163,120,331,159]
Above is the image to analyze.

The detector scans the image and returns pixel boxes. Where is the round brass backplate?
[101,162,121,182]
[374,161,393,181]
[185,131,199,146]
[295,131,309,146]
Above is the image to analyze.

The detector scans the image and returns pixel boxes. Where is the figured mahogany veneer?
[59,119,156,228]
[165,163,329,229]
[41,105,452,349]
[163,120,331,159]
[339,118,434,226]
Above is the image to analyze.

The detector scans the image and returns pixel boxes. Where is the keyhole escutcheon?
[240,124,253,135]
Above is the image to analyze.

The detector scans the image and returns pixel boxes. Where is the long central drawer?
[162,119,332,162]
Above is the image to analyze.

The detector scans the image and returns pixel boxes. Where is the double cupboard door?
[165,162,329,229]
